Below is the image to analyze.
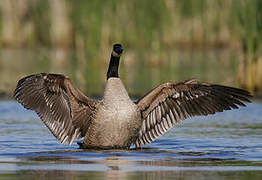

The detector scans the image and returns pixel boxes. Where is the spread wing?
[135,79,252,148]
[14,73,99,145]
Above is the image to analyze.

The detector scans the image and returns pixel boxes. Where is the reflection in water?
[0,48,239,97]
[1,158,262,180]
[5,149,261,180]
[49,49,71,74]
[2,169,260,180]
[0,147,260,179]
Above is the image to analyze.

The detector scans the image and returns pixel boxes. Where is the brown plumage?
[14,44,252,149]
[14,73,98,145]
[134,79,251,147]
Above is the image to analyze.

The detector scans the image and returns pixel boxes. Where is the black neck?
[107,53,120,80]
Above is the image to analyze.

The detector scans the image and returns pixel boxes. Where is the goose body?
[14,44,252,149]
[84,78,141,148]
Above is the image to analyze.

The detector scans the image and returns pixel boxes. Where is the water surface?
[0,100,261,179]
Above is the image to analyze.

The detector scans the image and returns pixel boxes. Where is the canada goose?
[14,44,252,149]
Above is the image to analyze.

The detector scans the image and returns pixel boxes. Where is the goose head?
[112,43,124,57]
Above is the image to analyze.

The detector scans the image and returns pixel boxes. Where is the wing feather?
[135,79,252,148]
[14,73,99,145]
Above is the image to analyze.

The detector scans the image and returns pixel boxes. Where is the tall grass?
[0,0,261,94]
[230,0,262,92]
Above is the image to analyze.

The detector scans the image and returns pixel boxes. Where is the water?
[0,48,239,97]
[0,100,261,179]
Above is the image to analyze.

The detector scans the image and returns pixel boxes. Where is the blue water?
[0,100,262,179]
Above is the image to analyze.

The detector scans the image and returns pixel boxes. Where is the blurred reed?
[0,0,261,95]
